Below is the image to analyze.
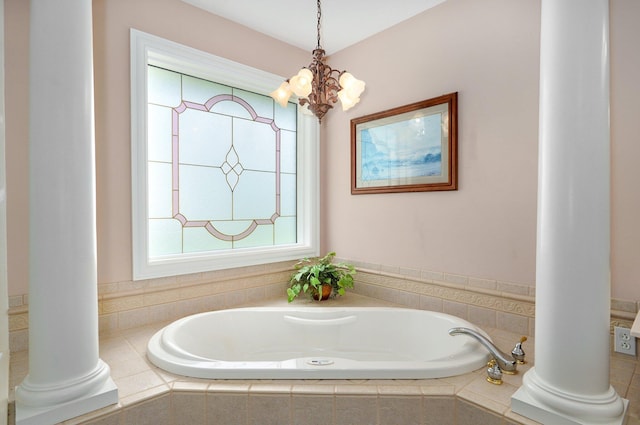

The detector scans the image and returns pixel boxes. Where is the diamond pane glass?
[146,65,297,256]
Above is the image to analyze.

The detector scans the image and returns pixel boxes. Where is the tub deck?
[8,294,639,424]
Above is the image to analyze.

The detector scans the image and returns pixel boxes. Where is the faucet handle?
[511,336,527,364]
[486,359,503,385]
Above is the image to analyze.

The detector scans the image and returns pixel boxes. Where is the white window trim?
[130,29,319,281]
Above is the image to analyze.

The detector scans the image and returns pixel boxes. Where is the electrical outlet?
[614,326,636,356]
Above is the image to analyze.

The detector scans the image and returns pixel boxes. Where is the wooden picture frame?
[351,92,458,194]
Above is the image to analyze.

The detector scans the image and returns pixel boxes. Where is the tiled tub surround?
[7,262,640,423]
[8,295,640,425]
[8,262,639,352]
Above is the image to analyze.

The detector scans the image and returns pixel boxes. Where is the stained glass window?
[147,66,298,256]
[130,30,319,280]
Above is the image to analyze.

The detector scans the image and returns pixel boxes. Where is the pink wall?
[323,0,540,286]
[4,0,639,301]
[4,0,307,295]
[323,0,640,301]
[610,0,640,301]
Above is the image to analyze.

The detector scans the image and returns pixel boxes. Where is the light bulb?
[337,89,360,111]
[270,82,292,108]
[289,68,313,97]
[339,72,365,99]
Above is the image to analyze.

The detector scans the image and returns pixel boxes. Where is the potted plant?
[287,251,356,302]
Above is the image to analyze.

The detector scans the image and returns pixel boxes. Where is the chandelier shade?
[270,0,365,122]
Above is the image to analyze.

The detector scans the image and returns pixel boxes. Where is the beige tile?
[378,395,423,425]
[245,286,267,303]
[224,290,247,307]
[121,394,172,425]
[612,298,637,313]
[292,394,334,425]
[419,294,443,312]
[206,392,248,425]
[439,370,483,392]
[123,328,163,357]
[248,394,291,425]
[80,412,121,425]
[113,369,166,398]
[172,392,206,425]
[107,353,151,380]
[420,384,456,396]
[208,382,252,393]
[393,290,420,308]
[468,278,498,291]
[461,374,520,408]
[335,394,378,425]
[610,359,636,388]
[100,337,140,363]
[143,288,181,306]
[496,311,529,335]
[173,380,209,392]
[468,306,497,328]
[378,384,422,396]
[8,295,24,308]
[102,295,145,314]
[399,267,421,278]
[380,264,401,274]
[9,329,29,353]
[444,273,468,285]
[9,350,28,388]
[504,408,544,425]
[249,383,292,394]
[422,270,445,282]
[119,385,171,408]
[118,307,152,330]
[335,384,378,395]
[148,303,178,324]
[496,281,530,296]
[8,312,28,331]
[423,396,455,425]
[59,403,122,425]
[98,314,118,334]
[457,386,509,417]
[291,384,335,395]
[443,300,468,320]
[457,399,503,425]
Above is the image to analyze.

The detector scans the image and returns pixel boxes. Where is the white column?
[15,0,118,424]
[511,1,626,424]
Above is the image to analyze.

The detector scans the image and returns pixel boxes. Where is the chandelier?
[270,0,365,122]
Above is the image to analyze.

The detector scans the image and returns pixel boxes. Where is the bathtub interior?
[148,306,491,379]
[162,307,480,361]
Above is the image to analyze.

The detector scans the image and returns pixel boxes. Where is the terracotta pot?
[312,284,332,301]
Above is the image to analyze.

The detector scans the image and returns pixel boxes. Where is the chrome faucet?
[448,327,518,374]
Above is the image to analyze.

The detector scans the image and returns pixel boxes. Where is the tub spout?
[448,327,518,373]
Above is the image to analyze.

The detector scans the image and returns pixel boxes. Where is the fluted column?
[511,1,626,424]
[15,0,118,423]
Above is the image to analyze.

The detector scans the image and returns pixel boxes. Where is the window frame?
[130,29,319,280]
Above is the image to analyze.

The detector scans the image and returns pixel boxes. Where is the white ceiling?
[181,0,447,54]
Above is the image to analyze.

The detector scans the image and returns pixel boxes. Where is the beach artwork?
[351,93,458,194]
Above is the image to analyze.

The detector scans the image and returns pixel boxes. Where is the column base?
[511,368,628,425]
[15,360,118,425]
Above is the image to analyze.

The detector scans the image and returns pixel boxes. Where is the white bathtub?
[147,306,490,379]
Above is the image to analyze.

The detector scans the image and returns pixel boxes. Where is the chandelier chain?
[316,0,322,49]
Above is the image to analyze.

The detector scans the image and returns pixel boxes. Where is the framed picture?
[351,92,458,194]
